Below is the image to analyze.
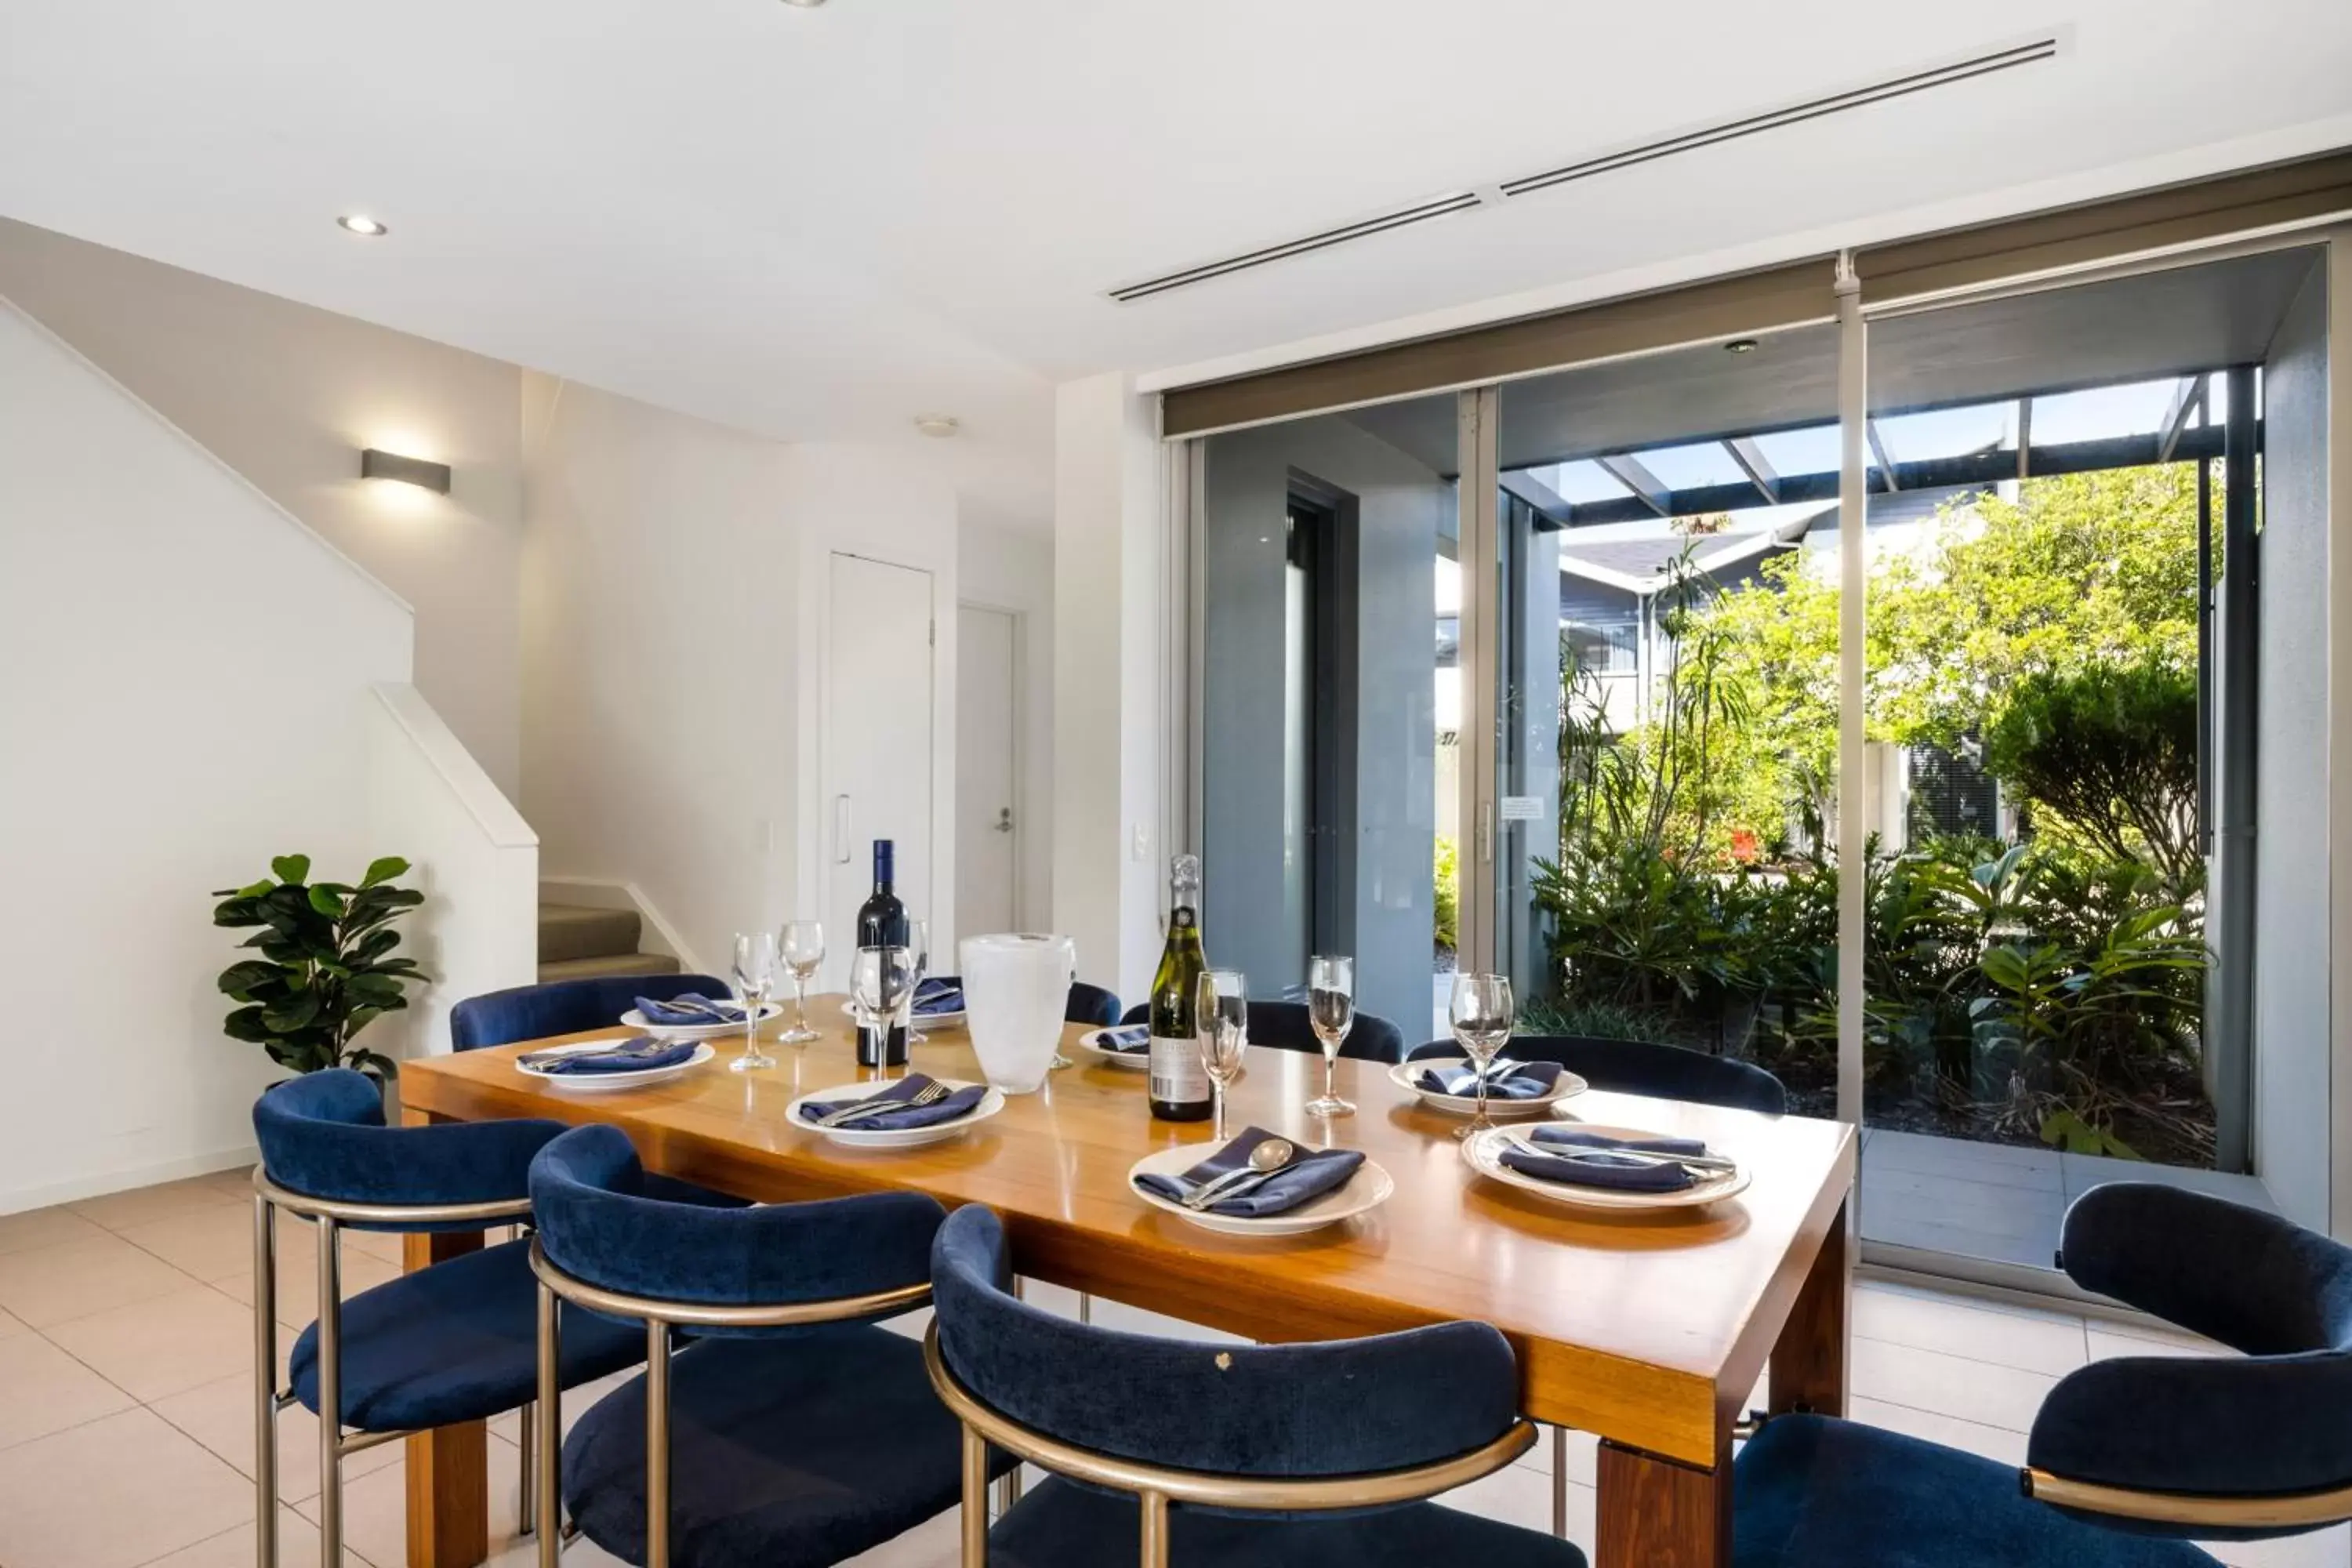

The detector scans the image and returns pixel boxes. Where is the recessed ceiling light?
[1724,337,1759,354]
[779,0,829,7]
[337,215,388,237]
[914,416,960,438]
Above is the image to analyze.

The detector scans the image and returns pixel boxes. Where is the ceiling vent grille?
[1105,34,2061,304]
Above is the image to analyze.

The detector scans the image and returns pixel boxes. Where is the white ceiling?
[2,1,2347,532]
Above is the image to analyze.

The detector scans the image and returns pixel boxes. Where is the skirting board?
[1,1142,260,1218]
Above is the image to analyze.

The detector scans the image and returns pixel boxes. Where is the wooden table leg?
[1597,1436,1730,1568]
[400,1108,489,1568]
[1769,1193,1851,1417]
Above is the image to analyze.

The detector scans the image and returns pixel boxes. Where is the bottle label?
[1149,1034,1209,1104]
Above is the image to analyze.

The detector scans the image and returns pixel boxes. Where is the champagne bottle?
[1148,855,1211,1121]
[855,839,910,1068]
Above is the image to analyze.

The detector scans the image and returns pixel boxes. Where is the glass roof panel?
[1635,441,1747,490]
[1749,423,1841,477]
[1875,401,2013,463]
[2029,378,2181,445]
[1536,459,1635,505]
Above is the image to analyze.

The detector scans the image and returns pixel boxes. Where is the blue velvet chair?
[1406,1033,1786,1115]
[927,1203,1585,1567]
[250,1070,655,1568]
[1736,1184,2352,1566]
[1065,981,1121,1028]
[1120,998,1406,1064]
[529,1123,1013,1568]
[450,972,731,1051]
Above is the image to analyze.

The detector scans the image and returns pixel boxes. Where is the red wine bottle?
[855,839,910,1068]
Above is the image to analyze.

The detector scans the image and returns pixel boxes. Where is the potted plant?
[213,854,427,1080]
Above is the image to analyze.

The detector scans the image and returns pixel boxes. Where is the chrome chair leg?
[536,1283,562,1568]
[1551,1425,1567,1537]
[516,1399,537,1537]
[644,1319,671,1568]
[960,1424,989,1567]
[1076,1292,1091,1326]
[315,1216,341,1568]
[1138,1490,1170,1568]
[253,1196,277,1568]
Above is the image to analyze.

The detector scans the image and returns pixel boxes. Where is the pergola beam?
[1723,437,1780,504]
[1595,453,1672,517]
[2156,374,2206,464]
[1865,419,1900,491]
[1499,469,1577,529]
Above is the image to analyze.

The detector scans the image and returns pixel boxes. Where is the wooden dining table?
[395,1000,1853,1568]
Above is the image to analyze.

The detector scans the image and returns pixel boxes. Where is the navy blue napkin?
[1417,1058,1564,1099]
[528,1037,701,1076]
[1095,1024,1150,1054]
[1133,1126,1364,1217]
[913,978,964,1017]
[797,1073,988,1131]
[1499,1128,1713,1192]
[634,993,746,1026]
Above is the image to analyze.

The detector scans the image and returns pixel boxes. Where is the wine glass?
[779,920,824,1044]
[902,919,933,1045]
[729,931,779,1073]
[1194,969,1248,1141]
[851,946,916,1078]
[1448,972,1515,1138]
[1305,955,1356,1118]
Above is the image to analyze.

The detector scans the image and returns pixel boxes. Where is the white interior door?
[821,553,935,990]
[956,604,1020,936]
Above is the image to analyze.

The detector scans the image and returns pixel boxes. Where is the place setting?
[790,942,1004,1148]
[1128,1125,1393,1236]
[514,1034,716,1091]
[1075,1020,1149,1069]
[1461,1121,1751,1211]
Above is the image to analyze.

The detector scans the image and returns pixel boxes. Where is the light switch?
[1131,823,1149,862]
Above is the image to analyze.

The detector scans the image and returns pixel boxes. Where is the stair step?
[537,952,683,984]
[539,902,644,964]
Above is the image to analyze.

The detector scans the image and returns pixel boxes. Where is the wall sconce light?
[360,448,452,494]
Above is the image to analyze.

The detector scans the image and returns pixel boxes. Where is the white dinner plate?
[837,999,967,1032]
[785,1078,1005,1150]
[1126,1144,1394,1237]
[515,1041,715,1092]
[1388,1056,1586,1118]
[1076,1027,1152,1071]
[620,1001,781,1042]
[1461,1123,1750,1212]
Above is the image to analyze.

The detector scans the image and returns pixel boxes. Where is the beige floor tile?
[0,1330,138,1450]
[42,1283,255,1403]
[1510,1425,1599,1486]
[297,1445,524,1568]
[0,1233,204,1327]
[208,1241,401,1330]
[0,1406,251,1568]
[199,1166,260,1200]
[1849,1393,2030,1467]
[136,1506,376,1568]
[115,1204,260,1283]
[0,1205,113,1258]
[1853,1280,2089,1377]
[151,1369,398,1506]
[0,1302,28,1339]
[1850,1336,2059,1432]
[67,1176,247,1233]
[1439,1461,1595,1545]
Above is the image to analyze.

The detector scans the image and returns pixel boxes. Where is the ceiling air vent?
[1500,37,2061,198]
[1105,34,2061,304]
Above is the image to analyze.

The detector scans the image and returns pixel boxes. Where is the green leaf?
[216,961,281,998]
[222,1006,275,1044]
[271,855,312,886]
[307,885,347,918]
[361,856,412,888]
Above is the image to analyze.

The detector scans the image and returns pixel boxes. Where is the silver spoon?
[1183,1137,1297,1210]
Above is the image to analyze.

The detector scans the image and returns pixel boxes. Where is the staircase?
[538,902,682,983]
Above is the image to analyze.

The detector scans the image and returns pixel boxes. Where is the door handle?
[994,807,1014,833]
[833,795,852,864]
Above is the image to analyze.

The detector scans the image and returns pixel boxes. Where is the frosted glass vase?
[960,932,1074,1094]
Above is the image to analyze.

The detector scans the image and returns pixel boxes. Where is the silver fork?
[818,1080,949,1127]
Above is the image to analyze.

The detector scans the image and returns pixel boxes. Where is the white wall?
[959,520,1055,938]
[522,378,961,984]
[2257,256,2332,1231]
[0,299,417,1209]
[0,217,528,795]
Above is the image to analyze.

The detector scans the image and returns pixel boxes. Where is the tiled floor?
[0,1169,2339,1568]
[1862,1127,2279,1276]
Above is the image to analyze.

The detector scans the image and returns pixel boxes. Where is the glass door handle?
[833,795,853,863]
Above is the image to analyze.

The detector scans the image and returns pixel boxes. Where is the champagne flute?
[730,931,779,1073]
[903,918,933,1045]
[779,920,824,1044]
[851,946,915,1078]
[1194,969,1248,1142]
[1305,955,1356,1118]
[1448,972,1515,1138]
